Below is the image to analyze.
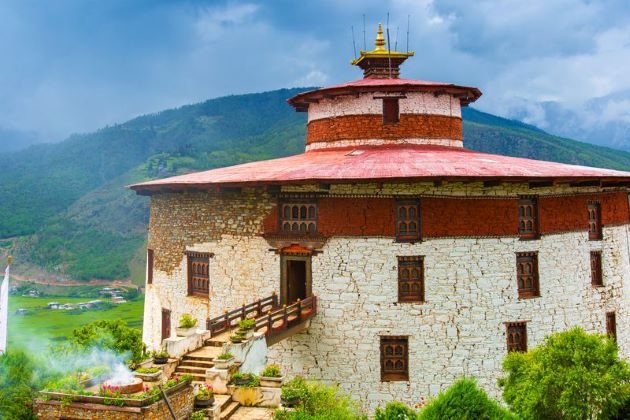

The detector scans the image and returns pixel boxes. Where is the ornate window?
[186,251,212,297]
[518,196,538,239]
[506,322,527,352]
[516,252,540,298]
[380,336,409,381]
[588,201,602,240]
[590,251,603,287]
[606,312,616,341]
[395,199,421,242]
[280,200,317,235]
[147,249,154,285]
[397,256,424,303]
[383,98,400,124]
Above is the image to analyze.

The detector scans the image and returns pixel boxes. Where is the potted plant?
[214,351,234,369]
[230,372,259,387]
[153,350,170,364]
[238,318,256,338]
[176,314,198,337]
[260,364,283,388]
[230,330,246,343]
[195,383,215,408]
[134,366,162,382]
[280,377,307,407]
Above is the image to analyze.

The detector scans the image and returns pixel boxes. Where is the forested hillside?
[1,88,629,282]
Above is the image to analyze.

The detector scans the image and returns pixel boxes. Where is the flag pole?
[0,255,12,354]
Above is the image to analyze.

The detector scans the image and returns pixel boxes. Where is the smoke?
[108,363,135,385]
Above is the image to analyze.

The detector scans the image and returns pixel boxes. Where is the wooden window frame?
[590,251,603,287]
[161,308,171,341]
[186,251,212,298]
[279,199,318,236]
[587,201,602,241]
[606,311,616,341]
[147,249,154,285]
[397,256,425,303]
[382,98,400,125]
[395,199,422,242]
[380,336,409,382]
[505,321,527,353]
[516,252,540,299]
[518,196,539,240]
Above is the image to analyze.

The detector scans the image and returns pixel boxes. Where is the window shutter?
[147,249,154,285]
[506,322,527,352]
[516,252,540,298]
[588,202,602,240]
[590,251,603,287]
[397,256,424,303]
[186,251,212,297]
[395,199,421,242]
[383,98,400,124]
[518,197,538,239]
[380,336,409,381]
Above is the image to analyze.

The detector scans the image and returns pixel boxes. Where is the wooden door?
[161,308,171,341]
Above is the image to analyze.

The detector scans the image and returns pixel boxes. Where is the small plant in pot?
[281,376,308,407]
[134,366,162,381]
[230,330,247,343]
[230,372,260,387]
[214,351,234,369]
[195,383,215,408]
[152,350,170,364]
[260,364,283,388]
[176,314,198,337]
[238,319,256,338]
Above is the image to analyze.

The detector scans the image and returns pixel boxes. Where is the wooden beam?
[528,181,554,189]
[483,180,501,187]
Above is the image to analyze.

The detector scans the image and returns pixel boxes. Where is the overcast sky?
[1,0,629,143]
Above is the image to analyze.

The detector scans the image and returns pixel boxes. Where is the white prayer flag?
[0,259,9,354]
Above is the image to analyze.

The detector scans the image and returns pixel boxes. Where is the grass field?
[7,295,144,352]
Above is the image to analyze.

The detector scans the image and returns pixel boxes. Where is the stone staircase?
[214,394,240,419]
[174,346,222,383]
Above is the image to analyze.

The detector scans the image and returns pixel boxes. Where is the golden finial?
[7,256,13,266]
[375,23,386,51]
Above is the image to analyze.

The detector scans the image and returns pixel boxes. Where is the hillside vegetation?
[1,88,629,282]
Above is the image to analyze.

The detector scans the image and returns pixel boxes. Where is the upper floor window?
[590,251,603,287]
[397,256,424,303]
[380,336,409,381]
[395,199,421,242]
[280,201,317,235]
[147,249,154,285]
[383,98,400,124]
[186,251,211,297]
[606,311,616,341]
[587,201,602,240]
[516,252,540,298]
[506,322,527,352]
[518,196,538,239]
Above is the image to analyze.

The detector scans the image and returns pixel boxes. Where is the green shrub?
[375,401,419,419]
[178,314,198,329]
[276,377,365,419]
[66,319,145,364]
[499,327,630,420]
[217,352,234,360]
[261,364,281,377]
[229,372,260,387]
[135,367,160,374]
[238,319,256,330]
[420,378,516,420]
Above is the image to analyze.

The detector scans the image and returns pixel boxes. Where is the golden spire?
[374,23,386,51]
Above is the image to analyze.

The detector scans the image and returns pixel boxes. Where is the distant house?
[15,308,28,316]
[87,300,103,308]
[112,296,127,304]
[23,290,40,297]
[61,303,75,310]
[47,302,61,309]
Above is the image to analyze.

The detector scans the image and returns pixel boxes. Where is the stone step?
[183,354,215,362]
[175,372,206,382]
[176,366,207,375]
[215,394,232,412]
[180,360,215,368]
[220,401,240,420]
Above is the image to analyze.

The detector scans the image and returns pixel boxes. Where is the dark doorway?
[161,308,171,341]
[281,256,312,305]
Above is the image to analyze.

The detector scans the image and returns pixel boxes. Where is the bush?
[419,378,516,419]
[375,401,419,419]
[261,364,281,377]
[499,327,629,420]
[276,377,365,419]
[238,319,256,330]
[178,314,198,329]
[66,319,145,364]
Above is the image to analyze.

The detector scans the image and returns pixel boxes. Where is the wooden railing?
[207,294,279,336]
[206,294,318,340]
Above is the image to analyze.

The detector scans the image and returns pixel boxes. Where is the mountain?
[1,88,630,283]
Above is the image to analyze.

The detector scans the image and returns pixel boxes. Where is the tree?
[499,327,629,419]
[68,319,145,364]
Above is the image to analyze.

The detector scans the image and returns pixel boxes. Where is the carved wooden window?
[380,336,408,381]
[147,249,154,285]
[383,98,400,124]
[506,322,527,352]
[516,252,539,298]
[590,251,603,287]
[186,251,211,297]
[280,200,317,235]
[606,312,616,341]
[518,196,538,239]
[588,201,602,240]
[397,257,424,303]
[395,199,421,242]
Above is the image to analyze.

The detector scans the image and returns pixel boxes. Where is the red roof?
[288,78,482,110]
[130,145,630,193]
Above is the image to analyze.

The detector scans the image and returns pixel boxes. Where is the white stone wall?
[307,92,462,122]
[266,226,630,412]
